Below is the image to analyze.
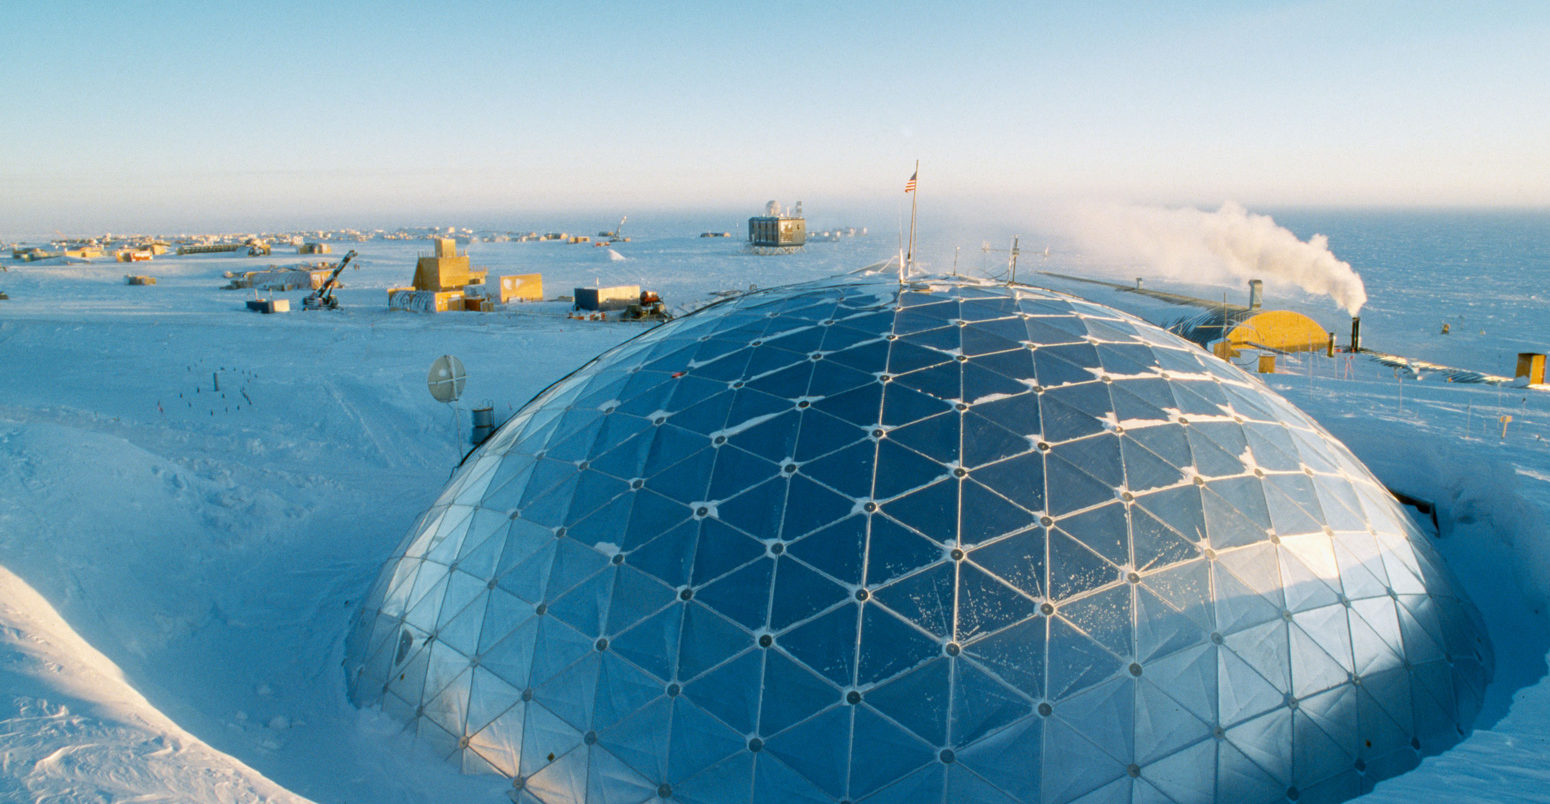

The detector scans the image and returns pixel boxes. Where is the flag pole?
[904,160,919,282]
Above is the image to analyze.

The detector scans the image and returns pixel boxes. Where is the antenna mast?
[1008,236,1020,284]
[981,236,1021,284]
[903,161,919,283]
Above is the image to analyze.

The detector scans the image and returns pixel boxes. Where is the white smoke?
[1066,202,1367,314]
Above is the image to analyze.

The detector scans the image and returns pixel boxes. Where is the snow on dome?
[344,274,1492,803]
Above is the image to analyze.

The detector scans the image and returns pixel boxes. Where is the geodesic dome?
[345,274,1491,804]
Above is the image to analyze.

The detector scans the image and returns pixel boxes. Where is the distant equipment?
[177,243,244,256]
[574,285,641,311]
[245,298,290,314]
[748,200,806,253]
[620,290,672,322]
[224,261,337,291]
[427,355,467,404]
[980,238,1046,284]
[981,237,1023,283]
[301,249,358,310]
[597,215,629,242]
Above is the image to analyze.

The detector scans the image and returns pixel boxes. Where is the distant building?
[411,238,486,291]
[748,200,806,250]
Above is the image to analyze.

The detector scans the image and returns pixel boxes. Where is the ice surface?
[2,217,1549,802]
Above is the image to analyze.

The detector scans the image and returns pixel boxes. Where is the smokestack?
[1135,277,1144,290]
[1065,203,1368,315]
[1248,279,1263,311]
[471,406,494,445]
[1350,316,1362,353]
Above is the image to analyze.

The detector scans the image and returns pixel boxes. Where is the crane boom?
[302,249,358,310]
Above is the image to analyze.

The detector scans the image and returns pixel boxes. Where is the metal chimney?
[471,406,495,445]
[1350,316,1362,353]
[1248,279,1263,311]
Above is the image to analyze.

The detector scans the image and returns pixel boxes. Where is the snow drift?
[0,565,304,802]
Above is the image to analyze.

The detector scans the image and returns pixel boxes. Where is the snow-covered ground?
[2,221,1548,802]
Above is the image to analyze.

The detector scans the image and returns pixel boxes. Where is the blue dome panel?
[346,275,1491,803]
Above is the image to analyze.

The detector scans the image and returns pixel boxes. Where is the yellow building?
[1172,309,1331,358]
[1518,353,1546,385]
[498,274,543,303]
[412,238,486,291]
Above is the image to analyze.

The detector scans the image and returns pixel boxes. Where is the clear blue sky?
[3,1,1547,233]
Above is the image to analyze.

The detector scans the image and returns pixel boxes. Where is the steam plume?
[1066,202,1367,314]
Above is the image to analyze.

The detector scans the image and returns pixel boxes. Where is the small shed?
[498,274,543,303]
[574,285,640,311]
[1517,353,1546,385]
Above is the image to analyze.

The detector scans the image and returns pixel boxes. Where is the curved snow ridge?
[0,564,309,803]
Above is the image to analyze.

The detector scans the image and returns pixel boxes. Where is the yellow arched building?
[1171,309,1331,357]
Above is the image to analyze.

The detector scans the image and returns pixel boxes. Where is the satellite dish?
[427,355,466,403]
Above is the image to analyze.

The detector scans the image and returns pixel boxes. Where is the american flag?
[904,171,917,193]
